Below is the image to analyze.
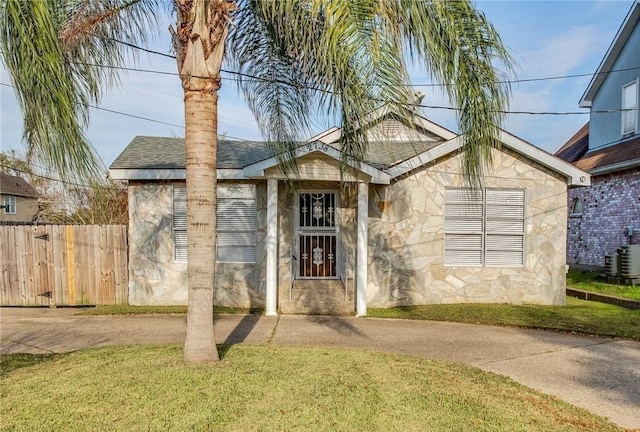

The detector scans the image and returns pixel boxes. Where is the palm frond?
[0,0,160,182]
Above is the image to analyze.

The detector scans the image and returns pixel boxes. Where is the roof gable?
[386,130,591,187]
[580,1,640,107]
[0,173,39,198]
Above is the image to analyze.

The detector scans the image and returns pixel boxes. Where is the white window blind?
[216,185,257,263]
[445,188,525,267]
[172,184,257,263]
[622,80,638,136]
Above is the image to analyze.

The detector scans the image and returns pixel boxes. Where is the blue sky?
[0,0,635,169]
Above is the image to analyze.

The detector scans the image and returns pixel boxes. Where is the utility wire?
[0,164,124,190]
[95,35,640,88]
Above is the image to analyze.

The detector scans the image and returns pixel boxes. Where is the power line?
[1,82,251,142]
[0,164,123,190]
[95,34,640,88]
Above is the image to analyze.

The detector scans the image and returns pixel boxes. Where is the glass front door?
[297,192,338,278]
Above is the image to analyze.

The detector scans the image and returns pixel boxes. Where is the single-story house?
[110,106,590,315]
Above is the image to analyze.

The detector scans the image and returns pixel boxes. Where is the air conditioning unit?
[604,254,619,277]
[619,245,640,278]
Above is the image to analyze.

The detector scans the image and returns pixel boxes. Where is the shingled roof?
[555,127,640,174]
[554,123,589,163]
[0,173,38,198]
[574,136,640,173]
[110,137,272,170]
[109,136,444,171]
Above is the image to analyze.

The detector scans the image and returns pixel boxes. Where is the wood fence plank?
[1,224,128,306]
[65,225,76,305]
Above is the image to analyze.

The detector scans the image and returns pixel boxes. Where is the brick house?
[555,1,640,268]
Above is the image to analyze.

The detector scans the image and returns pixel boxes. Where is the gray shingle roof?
[110,136,445,171]
[110,136,273,170]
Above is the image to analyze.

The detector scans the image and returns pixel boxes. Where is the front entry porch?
[264,179,370,316]
[280,279,354,315]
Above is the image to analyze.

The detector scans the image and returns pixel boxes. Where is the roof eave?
[109,168,246,181]
[579,2,640,106]
[386,131,591,187]
[588,158,640,175]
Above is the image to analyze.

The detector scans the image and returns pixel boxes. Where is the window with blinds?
[444,188,525,267]
[172,184,257,263]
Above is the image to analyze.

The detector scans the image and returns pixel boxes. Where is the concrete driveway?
[1,307,639,430]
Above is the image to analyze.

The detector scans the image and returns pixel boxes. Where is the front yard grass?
[368,297,640,340]
[567,270,640,301]
[0,344,622,431]
[79,298,639,341]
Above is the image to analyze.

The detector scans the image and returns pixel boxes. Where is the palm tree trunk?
[183,88,220,362]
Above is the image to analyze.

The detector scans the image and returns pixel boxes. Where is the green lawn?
[567,270,640,301]
[76,305,263,316]
[79,297,639,341]
[368,297,640,340]
[0,345,621,432]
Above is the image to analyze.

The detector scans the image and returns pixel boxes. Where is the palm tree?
[1,0,513,362]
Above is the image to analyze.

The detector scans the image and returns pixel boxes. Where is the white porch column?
[266,179,278,316]
[356,182,368,316]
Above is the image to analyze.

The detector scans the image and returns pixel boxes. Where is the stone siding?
[567,168,640,267]
[366,147,569,307]
[127,181,266,306]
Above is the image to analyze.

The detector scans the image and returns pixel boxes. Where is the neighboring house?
[555,0,640,269]
[110,105,589,315]
[0,172,39,223]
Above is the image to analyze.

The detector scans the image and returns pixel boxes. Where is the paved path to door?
[2,308,639,430]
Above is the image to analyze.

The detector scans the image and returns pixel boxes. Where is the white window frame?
[444,188,525,267]
[172,184,257,264]
[622,79,638,136]
[3,195,16,214]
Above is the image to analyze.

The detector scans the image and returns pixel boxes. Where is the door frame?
[294,188,340,279]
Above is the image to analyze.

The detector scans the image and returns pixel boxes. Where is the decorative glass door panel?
[298,192,338,278]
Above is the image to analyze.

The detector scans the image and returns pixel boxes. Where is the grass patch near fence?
[368,297,640,340]
[76,305,263,316]
[567,270,640,301]
[0,344,621,432]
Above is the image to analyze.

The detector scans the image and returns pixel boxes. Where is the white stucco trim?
[356,182,368,317]
[265,179,278,316]
[109,168,245,180]
[386,131,591,187]
[243,142,391,184]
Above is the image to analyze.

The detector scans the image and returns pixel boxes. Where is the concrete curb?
[567,288,640,309]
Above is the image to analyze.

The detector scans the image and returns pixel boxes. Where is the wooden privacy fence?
[0,225,128,306]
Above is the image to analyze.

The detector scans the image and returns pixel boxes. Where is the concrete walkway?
[1,308,639,430]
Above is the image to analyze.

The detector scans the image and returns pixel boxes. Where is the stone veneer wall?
[127,181,266,306]
[566,168,640,268]
[366,147,569,307]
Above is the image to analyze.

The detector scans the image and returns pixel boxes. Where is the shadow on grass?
[0,352,66,377]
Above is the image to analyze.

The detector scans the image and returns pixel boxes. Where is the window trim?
[3,195,16,214]
[621,79,638,137]
[444,188,525,268]
[570,197,583,217]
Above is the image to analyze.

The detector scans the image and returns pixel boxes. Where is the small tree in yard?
[1,0,513,362]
